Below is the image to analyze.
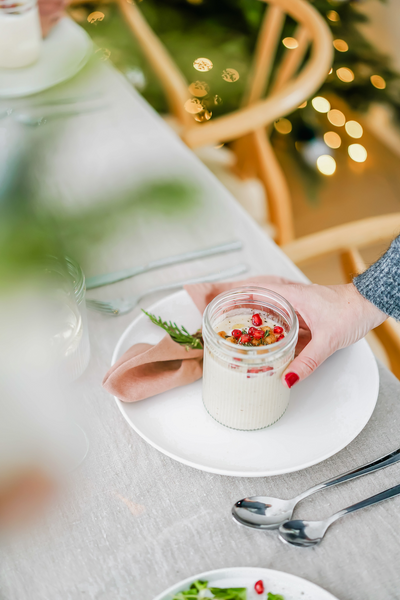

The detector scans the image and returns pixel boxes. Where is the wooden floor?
[276,110,400,369]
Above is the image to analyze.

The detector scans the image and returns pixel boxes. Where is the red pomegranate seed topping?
[254,580,264,595]
[252,313,262,327]
[253,329,264,340]
[232,329,242,339]
[248,327,257,337]
[239,334,251,344]
[277,334,284,341]
[273,325,284,334]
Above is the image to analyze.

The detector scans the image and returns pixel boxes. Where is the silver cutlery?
[86,240,243,290]
[87,264,248,315]
[279,482,400,547]
[232,446,400,530]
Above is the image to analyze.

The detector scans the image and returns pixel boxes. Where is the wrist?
[348,283,387,329]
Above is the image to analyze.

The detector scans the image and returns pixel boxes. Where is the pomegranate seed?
[273,326,284,334]
[254,580,264,595]
[253,329,264,340]
[252,313,262,327]
[232,329,242,339]
[277,334,284,341]
[248,327,257,336]
[239,334,251,344]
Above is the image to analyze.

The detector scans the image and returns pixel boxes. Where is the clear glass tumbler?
[0,0,42,69]
[47,256,91,382]
[202,286,299,430]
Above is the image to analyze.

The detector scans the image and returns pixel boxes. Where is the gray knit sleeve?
[353,235,400,321]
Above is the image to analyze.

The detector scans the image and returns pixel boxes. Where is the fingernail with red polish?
[285,372,299,388]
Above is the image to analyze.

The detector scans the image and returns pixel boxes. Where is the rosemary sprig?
[142,310,203,351]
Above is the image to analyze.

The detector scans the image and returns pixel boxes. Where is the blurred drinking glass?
[0,0,42,68]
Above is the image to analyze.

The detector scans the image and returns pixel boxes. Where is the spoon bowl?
[279,519,329,547]
[232,496,295,530]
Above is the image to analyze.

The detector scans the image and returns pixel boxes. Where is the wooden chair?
[117,0,333,245]
[283,213,400,378]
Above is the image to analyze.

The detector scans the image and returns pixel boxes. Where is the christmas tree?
[72,0,399,175]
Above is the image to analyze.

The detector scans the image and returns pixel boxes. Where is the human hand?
[38,0,65,37]
[261,281,387,388]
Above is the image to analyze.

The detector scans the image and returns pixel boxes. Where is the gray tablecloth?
[1,46,400,600]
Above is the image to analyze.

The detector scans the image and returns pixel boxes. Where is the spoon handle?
[296,447,400,502]
[331,482,400,523]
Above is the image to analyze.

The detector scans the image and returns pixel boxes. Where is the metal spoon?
[279,482,400,547]
[232,446,400,530]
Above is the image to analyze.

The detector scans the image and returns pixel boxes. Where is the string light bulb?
[345,121,363,139]
[317,155,337,175]
[274,118,292,134]
[311,96,331,113]
[282,37,298,49]
[327,109,346,127]
[333,39,349,52]
[370,75,386,89]
[324,131,342,149]
[348,144,367,163]
[336,67,354,82]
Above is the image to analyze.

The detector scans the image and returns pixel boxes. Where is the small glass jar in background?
[47,256,91,382]
[202,286,299,431]
[0,0,42,69]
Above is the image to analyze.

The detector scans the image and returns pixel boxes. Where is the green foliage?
[0,142,196,286]
[142,310,203,350]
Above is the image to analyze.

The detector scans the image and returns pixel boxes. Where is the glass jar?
[0,0,42,69]
[202,286,299,430]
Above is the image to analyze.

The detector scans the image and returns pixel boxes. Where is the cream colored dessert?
[202,311,292,430]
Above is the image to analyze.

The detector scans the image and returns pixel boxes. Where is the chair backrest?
[118,0,333,148]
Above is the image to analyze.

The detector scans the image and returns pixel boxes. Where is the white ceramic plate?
[152,567,339,600]
[0,18,92,98]
[112,290,379,477]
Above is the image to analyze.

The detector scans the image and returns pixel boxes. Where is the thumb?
[282,337,331,388]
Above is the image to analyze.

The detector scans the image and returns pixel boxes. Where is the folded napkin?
[103,275,286,402]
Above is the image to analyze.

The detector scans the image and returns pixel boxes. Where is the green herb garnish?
[267,594,284,600]
[142,310,203,351]
[172,581,246,600]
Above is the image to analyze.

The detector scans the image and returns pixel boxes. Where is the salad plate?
[0,18,92,99]
[152,566,339,600]
[112,289,379,477]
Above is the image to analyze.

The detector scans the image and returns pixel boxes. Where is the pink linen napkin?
[102,275,286,402]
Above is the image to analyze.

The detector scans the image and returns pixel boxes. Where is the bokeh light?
[214,95,223,105]
[194,110,212,122]
[345,120,363,138]
[327,109,346,127]
[274,118,292,134]
[222,68,240,82]
[188,81,209,97]
[348,144,367,162]
[311,96,331,113]
[282,37,298,49]
[87,11,104,23]
[324,131,342,149]
[370,75,386,89]
[317,155,337,175]
[298,101,307,109]
[193,58,213,72]
[184,98,204,114]
[333,39,348,52]
[336,67,354,82]
[327,10,340,21]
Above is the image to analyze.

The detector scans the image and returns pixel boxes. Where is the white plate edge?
[151,566,340,600]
